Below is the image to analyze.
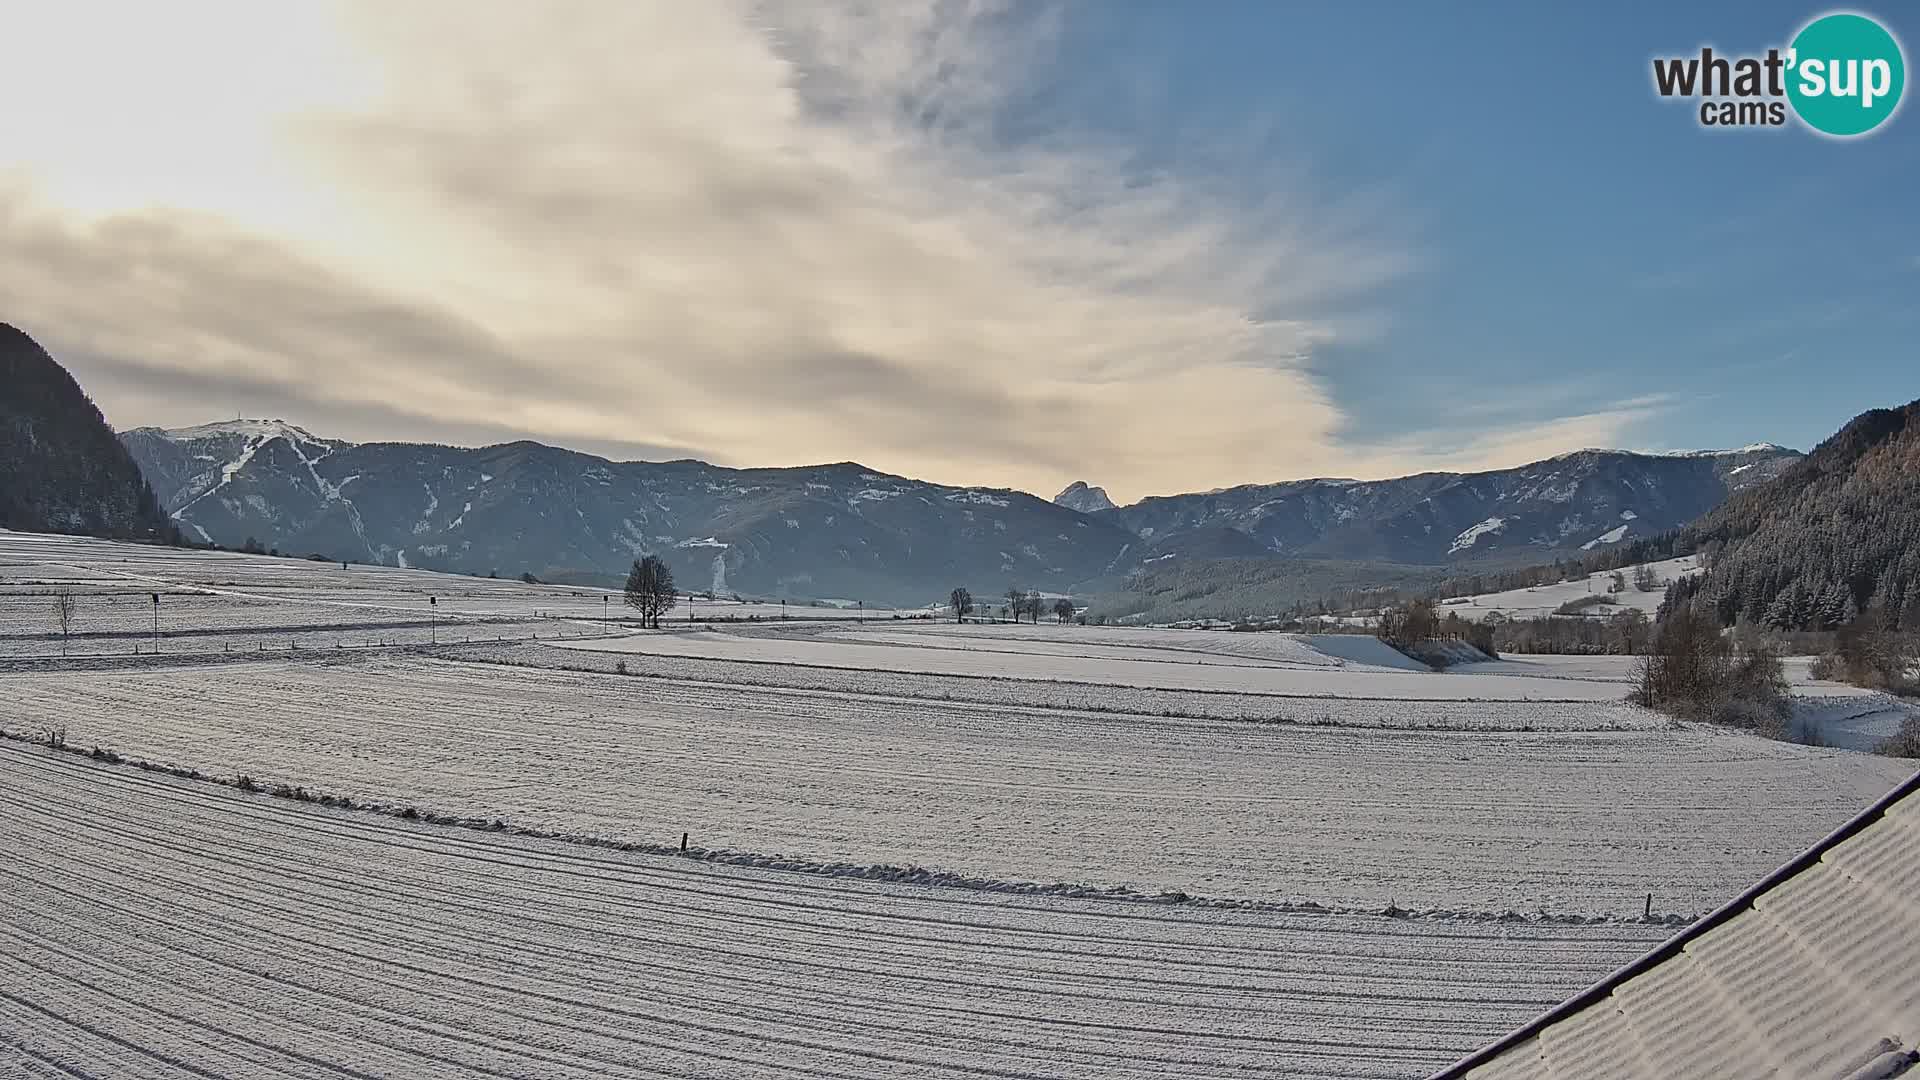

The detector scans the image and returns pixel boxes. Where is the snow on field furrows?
[0,531,1912,1079]
[0,745,1671,1079]
[9,652,1903,915]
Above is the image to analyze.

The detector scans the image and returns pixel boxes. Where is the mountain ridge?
[132,419,1795,509]
[120,416,1802,603]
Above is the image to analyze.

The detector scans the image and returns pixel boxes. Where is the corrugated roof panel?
[1762,867,1917,1021]
[1691,906,1884,1077]
[1461,1039,1547,1079]
[1611,950,1778,1076]
[1824,813,1920,897]
[1434,774,1920,1079]
[1760,863,1920,1042]
[1537,998,1653,1078]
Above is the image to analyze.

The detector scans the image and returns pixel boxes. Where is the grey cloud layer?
[0,1,1644,500]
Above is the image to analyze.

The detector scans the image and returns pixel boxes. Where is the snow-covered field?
[7,652,1906,914]
[0,743,1675,1079]
[0,531,924,656]
[468,641,1665,730]
[556,625,1637,700]
[2,529,1914,1078]
[1435,556,1702,623]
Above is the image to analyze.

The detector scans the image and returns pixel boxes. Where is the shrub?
[1826,619,1917,693]
[1877,715,1920,758]
[1715,691,1789,741]
[1634,608,1792,738]
[614,660,630,676]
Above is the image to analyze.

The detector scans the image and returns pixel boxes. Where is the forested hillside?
[1667,398,1920,632]
[0,324,174,541]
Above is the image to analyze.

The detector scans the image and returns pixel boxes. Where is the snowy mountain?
[1053,481,1116,514]
[121,420,1800,601]
[1098,445,1800,565]
[120,423,1134,603]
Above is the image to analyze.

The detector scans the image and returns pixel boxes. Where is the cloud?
[0,0,1637,502]
[1325,397,1676,483]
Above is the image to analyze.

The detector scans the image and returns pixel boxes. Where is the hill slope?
[0,324,172,541]
[1673,399,1920,632]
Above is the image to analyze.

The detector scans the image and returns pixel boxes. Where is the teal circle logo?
[1787,13,1906,136]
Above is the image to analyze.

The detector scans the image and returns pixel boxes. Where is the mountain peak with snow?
[1053,481,1116,514]
[1644,442,1799,458]
[150,418,341,446]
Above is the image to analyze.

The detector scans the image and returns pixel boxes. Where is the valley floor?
[1,531,1913,1079]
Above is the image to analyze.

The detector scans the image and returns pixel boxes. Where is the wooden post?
[680,832,688,852]
[1644,892,1653,919]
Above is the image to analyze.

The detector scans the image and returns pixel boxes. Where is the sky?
[1,1,1914,503]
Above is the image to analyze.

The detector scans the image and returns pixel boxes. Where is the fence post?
[1644,892,1653,919]
[680,831,688,853]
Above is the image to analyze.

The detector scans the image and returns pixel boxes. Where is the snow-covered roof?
[1433,768,1920,1079]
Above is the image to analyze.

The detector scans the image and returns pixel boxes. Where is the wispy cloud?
[1342,397,1677,480]
[0,0,1631,501]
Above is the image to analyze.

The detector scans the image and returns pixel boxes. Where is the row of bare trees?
[1376,597,1498,658]
[948,587,1074,624]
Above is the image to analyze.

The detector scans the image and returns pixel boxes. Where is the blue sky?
[1042,1,1919,456]
[4,1,1914,499]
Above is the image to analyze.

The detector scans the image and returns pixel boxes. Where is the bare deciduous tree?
[53,590,76,657]
[624,556,678,629]
[949,587,973,623]
[1052,598,1074,624]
